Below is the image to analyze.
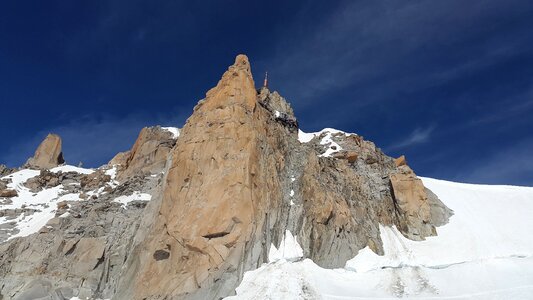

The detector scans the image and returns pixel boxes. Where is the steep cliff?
[116,55,451,299]
[0,54,451,300]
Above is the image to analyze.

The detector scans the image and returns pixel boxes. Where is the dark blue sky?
[1,0,532,186]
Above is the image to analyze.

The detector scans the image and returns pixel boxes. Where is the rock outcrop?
[390,164,453,240]
[0,54,451,300]
[116,55,451,299]
[114,126,178,181]
[25,134,65,170]
[119,54,268,299]
[0,165,16,177]
[0,167,165,299]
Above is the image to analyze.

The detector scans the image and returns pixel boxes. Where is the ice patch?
[0,170,67,240]
[268,230,303,262]
[298,128,355,157]
[297,129,316,143]
[161,127,180,139]
[298,128,355,144]
[50,165,94,174]
[113,191,152,207]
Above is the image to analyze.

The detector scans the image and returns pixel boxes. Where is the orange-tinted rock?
[129,54,274,299]
[25,134,64,169]
[346,151,358,163]
[109,151,130,167]
[0,189,17,198]
[395,155,407,167]
[390,165,433,240]
[115,126,177,181]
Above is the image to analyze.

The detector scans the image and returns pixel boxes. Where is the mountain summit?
[2,55,530,300]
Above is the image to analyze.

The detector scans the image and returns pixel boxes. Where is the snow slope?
[227,178,533,299]
[0,167,93,241]
[298,128,356,157]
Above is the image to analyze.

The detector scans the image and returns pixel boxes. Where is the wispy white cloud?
[387,126,435,151]
[261,0,533,128]
[460,138,533,186]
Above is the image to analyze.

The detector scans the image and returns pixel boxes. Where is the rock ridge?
[0,54,452,300]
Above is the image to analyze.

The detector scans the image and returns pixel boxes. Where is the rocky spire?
[113,54,452,300]
[0,54,452,300]
[25,133,65,169]
[200,54,256,112]
[121,54,267,299]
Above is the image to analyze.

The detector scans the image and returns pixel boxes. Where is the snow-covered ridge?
[298,128,356,157]
[227,177,533,299]
[0,165,151,242]
[0,166,93,241]
[297,128,355,143]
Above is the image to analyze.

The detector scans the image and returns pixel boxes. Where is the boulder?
[346,151,358,163]
[25,134,64,170]
[0,189,17,198]
[80,170,111,191]
[395,155,407,167]
[24,170,62,192]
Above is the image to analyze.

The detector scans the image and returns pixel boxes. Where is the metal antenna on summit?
[263,72,268,88]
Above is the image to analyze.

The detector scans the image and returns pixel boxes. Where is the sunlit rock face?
[0,55,450,300]
[25,133,64,170]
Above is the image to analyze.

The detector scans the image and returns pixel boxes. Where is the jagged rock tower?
[116,55,451,299]
[0,55,451,300]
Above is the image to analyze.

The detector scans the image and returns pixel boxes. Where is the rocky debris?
[258,87,294,116]
[24,170,62,192]
[0,189,17,198]
[115,126,177,181]
[0,165,16,177]
[25,134,65,170]
[0,167,163,300]
[332,151,358,163]
[0,208,40,219]
[389,164,453,240]
[0,180,7,191]
[80,170,111,191]
[258,87,298,131]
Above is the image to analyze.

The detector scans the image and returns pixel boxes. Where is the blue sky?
[1,0,532,185]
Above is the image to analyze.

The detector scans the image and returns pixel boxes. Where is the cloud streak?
[386,126,435,151]
[460,138,533,186]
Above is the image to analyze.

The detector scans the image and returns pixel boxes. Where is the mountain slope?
[227,178,533,299]
[0,55,527,300]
